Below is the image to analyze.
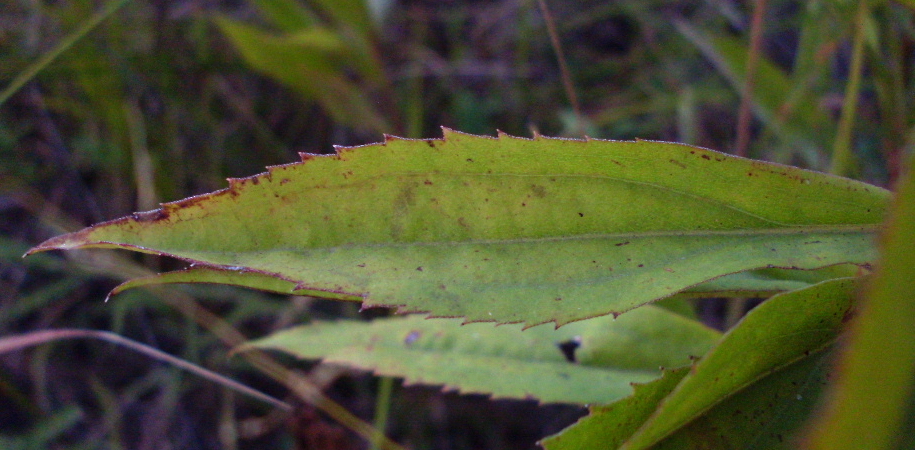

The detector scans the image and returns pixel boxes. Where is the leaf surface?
[545,278,855,449]
[29,131,887,326]
[648,347,833,450]
[242,306,720,405]
[618,278,857,449]
[540,367,691,449]
[803,153,915,450]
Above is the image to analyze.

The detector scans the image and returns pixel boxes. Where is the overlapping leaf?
[543,277,857,449]
[28,130,888,326]
[243,306,720,405]
[804,154,915,450]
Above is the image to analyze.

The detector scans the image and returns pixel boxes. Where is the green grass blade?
[0,0,133,107]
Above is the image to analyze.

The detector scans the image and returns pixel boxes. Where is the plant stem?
[829,1,869,177]
[0,329,292,412]
[370,376,395,450]
[537,0,583,136]
[734,0,768,157]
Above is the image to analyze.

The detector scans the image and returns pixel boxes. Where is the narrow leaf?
[540,367,691,450]
[243,306,720,405]
[216,17,390,132]
[619,278,858,449]
[28,131,887,326]
[648,347,834,450]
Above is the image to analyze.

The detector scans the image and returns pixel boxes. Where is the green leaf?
[803,156,915,449]
[242,306,720,405]
[310,0,374,35]
[250,0,318,32]
[540,367,691,449]
[649,347,834,450]
[543,349,836,450]
[676,23,834,165]
[215,17,390,132]
[28,131,888,326]
[670,264,861,300]
[618,278,858,449]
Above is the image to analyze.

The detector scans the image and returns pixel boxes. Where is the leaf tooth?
[440,126,494,142]
[297,151,323,162]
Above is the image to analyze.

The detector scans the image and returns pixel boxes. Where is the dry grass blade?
[0,328,292,412]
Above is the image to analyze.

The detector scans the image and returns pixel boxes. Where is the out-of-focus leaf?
[251,0,318,32]
[243,306,720,405]
[0,405,83,450]
[29,132,888,326]
[675,22,834,166]
[803,156,915,449]
[618,278,858,449]
[311,0,374,35]
[215,17,390,132]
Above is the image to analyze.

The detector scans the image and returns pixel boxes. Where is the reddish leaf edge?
[24,128,883,328]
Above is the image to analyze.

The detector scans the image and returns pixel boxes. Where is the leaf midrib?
[170,224,878,254]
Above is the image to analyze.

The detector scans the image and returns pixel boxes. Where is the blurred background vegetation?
[1,0,914,448]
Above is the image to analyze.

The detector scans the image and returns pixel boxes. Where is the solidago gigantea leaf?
[544,280,853,450]
[29,130,887,326]
[619,278,858,449]
[242,305,720,405]
[647,347,834,450]
[540,367,691,449]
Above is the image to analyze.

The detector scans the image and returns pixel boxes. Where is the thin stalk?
[537,0,583,136]
[734,0,768,157]
[829,1,869,177]
[370,376,395,450]
[0,0,134,107]
[0,329,292,412]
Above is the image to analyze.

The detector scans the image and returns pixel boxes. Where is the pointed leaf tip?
[32,134,889,325]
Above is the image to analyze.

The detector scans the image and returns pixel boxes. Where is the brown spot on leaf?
[530,184,547,198]
[615,241,630,246]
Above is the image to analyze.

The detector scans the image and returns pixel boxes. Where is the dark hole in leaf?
[557,336,582,363]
